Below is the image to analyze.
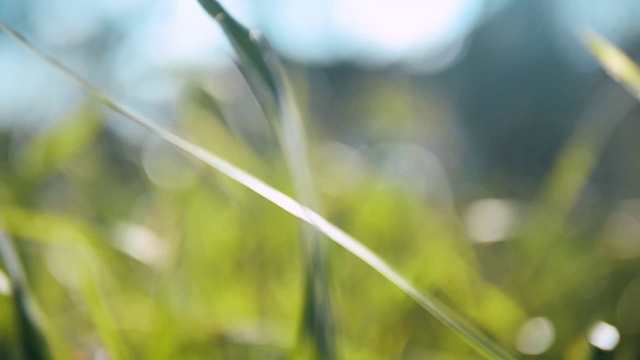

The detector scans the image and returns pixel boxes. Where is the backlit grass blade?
[197,0,279,113]
[0,22,515,360]
[585,31,640,100]
[196,2,336,358]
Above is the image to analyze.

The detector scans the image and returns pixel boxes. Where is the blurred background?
[2,0,640,358]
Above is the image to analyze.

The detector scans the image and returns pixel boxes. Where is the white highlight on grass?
[0,269,11,296]
[463,198,517,243]
[515,317,555,355]
[115,222,169,268]
[588,321,620,351]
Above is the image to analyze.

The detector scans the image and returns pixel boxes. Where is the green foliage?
[0,9,640,360]
[19,105,103,182]
[196,2,337,358]
[0,232,58,360]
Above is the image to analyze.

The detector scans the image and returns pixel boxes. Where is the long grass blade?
[196,2,335,358]
[196,0,279,111]
[0,21,515,360]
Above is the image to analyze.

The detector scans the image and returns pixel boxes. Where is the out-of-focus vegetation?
[2,1,640,359]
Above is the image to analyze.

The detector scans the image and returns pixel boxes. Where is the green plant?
[1,2,640,359]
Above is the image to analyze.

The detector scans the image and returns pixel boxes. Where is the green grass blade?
[197,0,279,111]
[585,31,640,99]
[0,22,515,360]
[196,2,336,358]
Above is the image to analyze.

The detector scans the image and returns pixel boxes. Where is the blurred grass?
[0,8,640,360]
[0,18,515,359]
[0,231,51,360]
[196,1,336,357]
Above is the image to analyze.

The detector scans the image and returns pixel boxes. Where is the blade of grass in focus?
[0,21,515,360]
[196,2,335,358]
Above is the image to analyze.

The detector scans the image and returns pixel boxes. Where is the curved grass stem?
[0,21,515,360]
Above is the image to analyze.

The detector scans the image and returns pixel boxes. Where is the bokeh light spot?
[588,321,620,351]
[463,198,518,243]
[516,317,555,355]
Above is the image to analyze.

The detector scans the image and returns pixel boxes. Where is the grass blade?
[196,2,336,358]
[0,21,515,359]
[196,0,279,111]
[585,31,640,99]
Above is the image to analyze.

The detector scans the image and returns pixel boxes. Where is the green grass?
[0,4,639,359]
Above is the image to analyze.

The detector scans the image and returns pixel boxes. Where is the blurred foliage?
[2,1,640,360]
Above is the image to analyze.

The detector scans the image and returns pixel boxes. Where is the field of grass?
[1,1,640,359]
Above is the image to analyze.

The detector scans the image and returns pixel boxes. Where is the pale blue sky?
[1,0,640,129]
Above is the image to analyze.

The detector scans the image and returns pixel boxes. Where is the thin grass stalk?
[195,2,335,357]
[0,22,515,360]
